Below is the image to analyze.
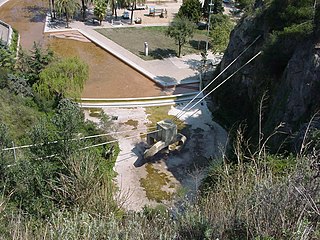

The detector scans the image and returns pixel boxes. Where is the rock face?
[212,12,320,151]
[278,42,320,127]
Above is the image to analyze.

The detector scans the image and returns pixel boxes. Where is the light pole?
[200,0,214,91]
[205,0,214,55]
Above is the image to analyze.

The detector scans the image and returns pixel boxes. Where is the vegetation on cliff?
[0,43,118,222]
[212,0,320,153]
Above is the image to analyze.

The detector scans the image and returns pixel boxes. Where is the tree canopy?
[166,16,195,57]
[55,0,80,28]
[34,57,88,100]
[178,0,202,23]
[93,0,107,25]
[209,14,234,53]
[235,0,255,10]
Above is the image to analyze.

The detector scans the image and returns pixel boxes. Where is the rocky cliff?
[211,2,320,152]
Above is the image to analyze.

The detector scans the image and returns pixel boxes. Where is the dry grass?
[1,124,319,239]
[123,119,139,130]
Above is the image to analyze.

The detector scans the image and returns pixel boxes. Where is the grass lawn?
[96,26,209,60]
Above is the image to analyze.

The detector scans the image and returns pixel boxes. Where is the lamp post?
[200,0,214,91]
[205,0,214,55]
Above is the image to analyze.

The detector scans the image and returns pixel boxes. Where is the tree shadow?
[23,5,47,22]
[183,59,202,71]
[84,18,100,26]
[154,75,177,85]
[189,39,207,51]
[46,18,66,29]
[149,48,176,60]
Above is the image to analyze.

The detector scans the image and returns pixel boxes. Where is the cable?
[22,129,161,161]
[177,51,262,120]
[173,35,261,121]
[2,36,261,152]
[1,126,157,151]
[79,129,160,150]
[2,37,261,153]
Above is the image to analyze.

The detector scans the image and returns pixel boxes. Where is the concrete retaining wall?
[0,19,12,46]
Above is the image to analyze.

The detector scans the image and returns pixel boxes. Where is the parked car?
[197,21,208,30]
[122,11,130,19]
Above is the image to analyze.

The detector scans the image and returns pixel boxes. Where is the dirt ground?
[84,103,227,211]
[48,36,166,98]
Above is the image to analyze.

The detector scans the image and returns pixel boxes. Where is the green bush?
[262,21,313,75]
[209,14,234,53]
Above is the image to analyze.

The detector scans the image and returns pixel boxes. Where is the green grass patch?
[140,163,173,202]
[87,108,103,117]
[96,27,208,60]
[145,106,187,132]
[123,119,138,129]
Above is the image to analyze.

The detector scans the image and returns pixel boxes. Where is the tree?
[17,44,54,86]
[235,0,255,10]
[80,0,95,21]
[34,57,88,100]
[0,123,11,162]
[209,14,234,53]
[126,0,145,24]
[93,0,107,25]
[48,0,57,19]
[51,99,85,157]
[212,0,224,14]
[0,45,15,70]
[55,0,80,28]
[203,0,224,19]
[166,16,195,57]
[178,0,202,23]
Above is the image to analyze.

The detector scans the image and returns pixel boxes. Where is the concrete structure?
[144,119,186,158]
[0,19,12,46]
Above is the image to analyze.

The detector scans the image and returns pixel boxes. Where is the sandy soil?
[85,102,227,211]
[48,36,166,98]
